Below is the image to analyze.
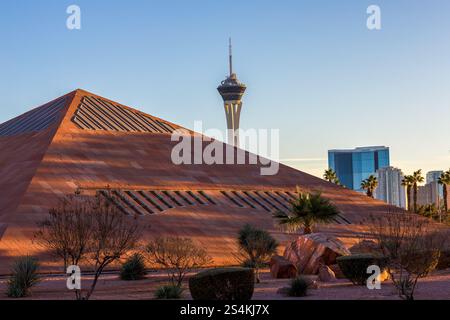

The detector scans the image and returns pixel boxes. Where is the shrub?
[120,253,147,281]
[189,267,254,300]
[146,237,212,287]
[35,190,141,300]
[237,224,278,283]
[288,277,310,297]
[7,256,40,298]
[369,212,448,300]
[337,254,388,286]
[154,284,184,299]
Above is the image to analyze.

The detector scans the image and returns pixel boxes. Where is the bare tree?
[82,192,141,300]
[35,190,142,300]
[146,237,212,287]
[369,211,447,300]
[35,192,93,271]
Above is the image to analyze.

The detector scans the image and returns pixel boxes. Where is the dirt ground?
[0,268,449,300]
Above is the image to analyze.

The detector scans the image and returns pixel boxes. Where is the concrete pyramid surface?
[0,89,393,272]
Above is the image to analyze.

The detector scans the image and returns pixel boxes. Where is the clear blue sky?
[1,0,449,177]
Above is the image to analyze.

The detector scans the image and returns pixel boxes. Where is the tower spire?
[218,39,247,147]
[229,37,233,77]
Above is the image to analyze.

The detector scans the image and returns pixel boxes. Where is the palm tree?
[274,189,340,234]
[401,175,414,211]
[411,170,424,213]
[361,175,378,198]
[323,169,340,185]
[438,169,450,213]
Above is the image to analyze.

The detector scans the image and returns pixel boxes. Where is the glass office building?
[328,146,390,192]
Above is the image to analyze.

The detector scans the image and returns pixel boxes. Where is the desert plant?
[361,175,378,198]
[337,254,388,285]
[146,237,212,287]
[417,204,439,220]
[154,284,184,299]
[275,188,340,234]
[438,170,450,213]
[323,169,340,185]
[287,276,310,297]
[236,224,278,283]
[411,170,425,213]
[402,175,414,211]
[7,256,40,298]
[120,253,147,281]
[34,192,94,271]
[35,190,141,300]
[369,211,447,300]
[189,267,254,300]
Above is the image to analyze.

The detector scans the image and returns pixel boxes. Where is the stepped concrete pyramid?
[0,89,391,271]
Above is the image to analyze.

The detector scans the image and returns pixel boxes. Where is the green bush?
[288,277,310,297]
[189,267,254,300]
[154,284,184,299]
[120,253,147,281]
[337,254,388,285]
[237,224,278,283]
[7,256,40,298]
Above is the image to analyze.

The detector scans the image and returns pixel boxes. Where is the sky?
[0,0,449,178]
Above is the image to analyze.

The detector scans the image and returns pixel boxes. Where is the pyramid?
[0,89,393,272]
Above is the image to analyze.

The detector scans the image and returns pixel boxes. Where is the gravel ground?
[0,269,449,300]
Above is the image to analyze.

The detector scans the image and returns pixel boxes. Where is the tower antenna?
[229,38,233,76]
[218,38,246,147]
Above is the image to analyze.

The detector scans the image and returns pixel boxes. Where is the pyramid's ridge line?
[0,90,77,128]
[0,91,77,138]
[0,89,348,191]
[70,88,187,133]
[64,90,338,183]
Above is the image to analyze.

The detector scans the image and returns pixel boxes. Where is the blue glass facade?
[328,147,390,191]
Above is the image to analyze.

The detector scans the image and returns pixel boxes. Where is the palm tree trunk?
[444,185,448,213]
[413,183,418,213]
[406,186,411,211]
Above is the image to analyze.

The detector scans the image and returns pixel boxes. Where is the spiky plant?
[361,175,378,198]
[274,189,340,234]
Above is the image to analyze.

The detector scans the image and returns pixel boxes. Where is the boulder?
[318,265,336,282]
[284,233,351,274]
[269,255,297,279]
[350,240,381,254]
[329,264,346,279]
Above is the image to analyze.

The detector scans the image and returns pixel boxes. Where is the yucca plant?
[237,224,278,283]
[120,253,147,281]
[7,256,41,298]
[154,284,184,299]
[288,276,310,297]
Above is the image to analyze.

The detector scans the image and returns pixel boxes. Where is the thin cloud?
[280,158,326,162]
